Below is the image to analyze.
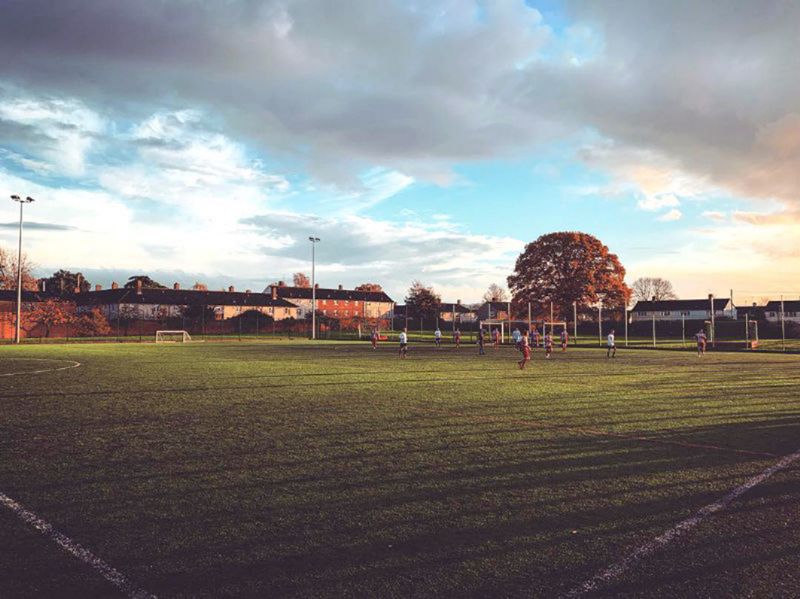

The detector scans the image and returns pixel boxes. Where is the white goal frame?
[155,330,192,343]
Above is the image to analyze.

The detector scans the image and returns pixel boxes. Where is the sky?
[1,0,800,305]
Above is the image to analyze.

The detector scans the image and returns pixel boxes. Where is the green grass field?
[1,341,799,598]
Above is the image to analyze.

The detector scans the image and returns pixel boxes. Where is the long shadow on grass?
[6,410,800,598]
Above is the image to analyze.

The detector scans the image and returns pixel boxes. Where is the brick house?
[268,282,394,320]
[73,282,300,321]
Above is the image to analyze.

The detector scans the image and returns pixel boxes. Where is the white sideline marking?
[0,358,81,377]
[567,447,800,597]
[0,492,155,598]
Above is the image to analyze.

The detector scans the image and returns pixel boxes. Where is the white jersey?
[607,333,615,347]
[434,330,441,339]
[399,332,408,344]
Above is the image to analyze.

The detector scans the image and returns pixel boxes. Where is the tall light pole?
[308,236,320,339]
[10,195,34,344]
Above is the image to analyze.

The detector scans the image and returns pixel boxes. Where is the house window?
[662,311,671,316]
[639,311,648,316]
[681,311,690,316]
[770,311,776,317]
[788,312,797,317]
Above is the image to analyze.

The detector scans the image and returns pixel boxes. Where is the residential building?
[74,282,300,321]
[630,298,734,322]
[267,282,394,320]
[763,300,800,323]
[438,301,478,322]
[476,301,512,321]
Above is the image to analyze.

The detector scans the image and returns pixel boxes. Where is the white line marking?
[567,447,800,597]
[0,491,155,598]
[0,358,81,377]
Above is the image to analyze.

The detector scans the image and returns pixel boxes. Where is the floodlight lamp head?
[25,196,35,203]
[309,236,320,242]
[11,194,20,200]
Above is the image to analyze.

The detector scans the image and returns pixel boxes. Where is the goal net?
[155,330,192,343]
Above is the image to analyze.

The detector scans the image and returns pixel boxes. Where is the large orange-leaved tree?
[507,232,630,319]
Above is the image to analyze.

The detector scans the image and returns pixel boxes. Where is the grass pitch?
[1,341,799,598]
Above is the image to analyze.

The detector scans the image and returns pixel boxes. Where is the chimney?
[136,279,143,295]
[228,285,235,293]
[95,284,102,292]
[278,280,285,287]
[457,299,461,305]
[111,281,119,290]
[245,289,251,294]
[314,283,319,289]
[173,282,180,290]
[338,284,343,290]
[271,286,277,300]
[40,279,47,293]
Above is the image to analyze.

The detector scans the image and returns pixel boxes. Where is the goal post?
[155,330,192,343]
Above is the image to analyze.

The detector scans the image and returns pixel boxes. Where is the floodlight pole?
[11,195,34,344]
[709,293,716,347]
[597,298,603,347]
[309,237,320,339]
[573,301,577,343]
[624,304,628,347]
[781,295,786,351]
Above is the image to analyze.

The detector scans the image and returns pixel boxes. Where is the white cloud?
[638,194,680,212]
[0,89,105,176]
[701,210,726,221]
[657,208,682,222]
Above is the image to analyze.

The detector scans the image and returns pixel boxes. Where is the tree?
[24,298,73,337]
[293,272,311,287]
[124,275,166,289]
[631,277,678,302]
[192,282,208,291]
[43,269,91,295]
[355,283,383,292]
[507,232,631,319]
[74,308,111,337]
[0,245,38,290]
[405,280,441,319]
[483,283,509,303]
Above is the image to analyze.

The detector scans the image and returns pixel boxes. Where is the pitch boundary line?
[0,491,155,598]
[417,407,778,459]
[565,446,800,597]
[0,358,82,377]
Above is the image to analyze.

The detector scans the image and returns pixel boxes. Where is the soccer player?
[531,326,540,349]
[695,328,707,356]
[518,330,531,369]
[492,328,500,349]
[477,328,486,355]
[560,328,569,352]
[370,328,379,350]
[544,332,553,358]
[453,328,462,348]
[512,327,522,350]
[607,329,617,358]
[399,328,408,359]
[434,327,442,349]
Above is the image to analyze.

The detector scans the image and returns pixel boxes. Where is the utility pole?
[308,236,320,339]
[10,195,35,344]
[598,298,603,347]
[573,301,578,343]
[709,293,716,347]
